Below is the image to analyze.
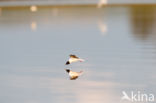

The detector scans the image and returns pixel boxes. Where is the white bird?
[65,54,84,65]
[65,69,83,80]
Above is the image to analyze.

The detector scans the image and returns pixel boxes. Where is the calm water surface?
[0,6,156,103]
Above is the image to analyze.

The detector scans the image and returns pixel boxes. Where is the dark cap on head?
[65,69,70,73]
[66,61,70,65]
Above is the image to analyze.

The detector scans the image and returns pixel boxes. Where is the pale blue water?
[0,6,156,103]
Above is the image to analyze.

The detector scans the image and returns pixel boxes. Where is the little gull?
[65,54,84,65]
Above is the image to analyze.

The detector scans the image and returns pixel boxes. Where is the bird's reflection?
[130,6,156,61]
[130,6,156,41]
[0,8,2,16]
[98,21,107,35]
[51,8,59,16]
[31,21,37,31]
[97,0,107,8]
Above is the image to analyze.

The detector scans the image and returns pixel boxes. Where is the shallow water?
[0,6,156,103]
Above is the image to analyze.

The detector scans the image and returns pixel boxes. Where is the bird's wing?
[78,71,83,75]
[70,54,79,59]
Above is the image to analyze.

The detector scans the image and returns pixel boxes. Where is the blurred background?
[0,1,156,103]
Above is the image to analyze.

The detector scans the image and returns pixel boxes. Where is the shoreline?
[0,1,156,8]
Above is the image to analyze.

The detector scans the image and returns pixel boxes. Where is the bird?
[65,69,83,80]
[65,54,84,65]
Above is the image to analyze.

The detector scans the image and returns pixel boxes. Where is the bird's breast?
[69,58,79,63]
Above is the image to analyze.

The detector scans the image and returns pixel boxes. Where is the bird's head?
[65,69,70,73]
